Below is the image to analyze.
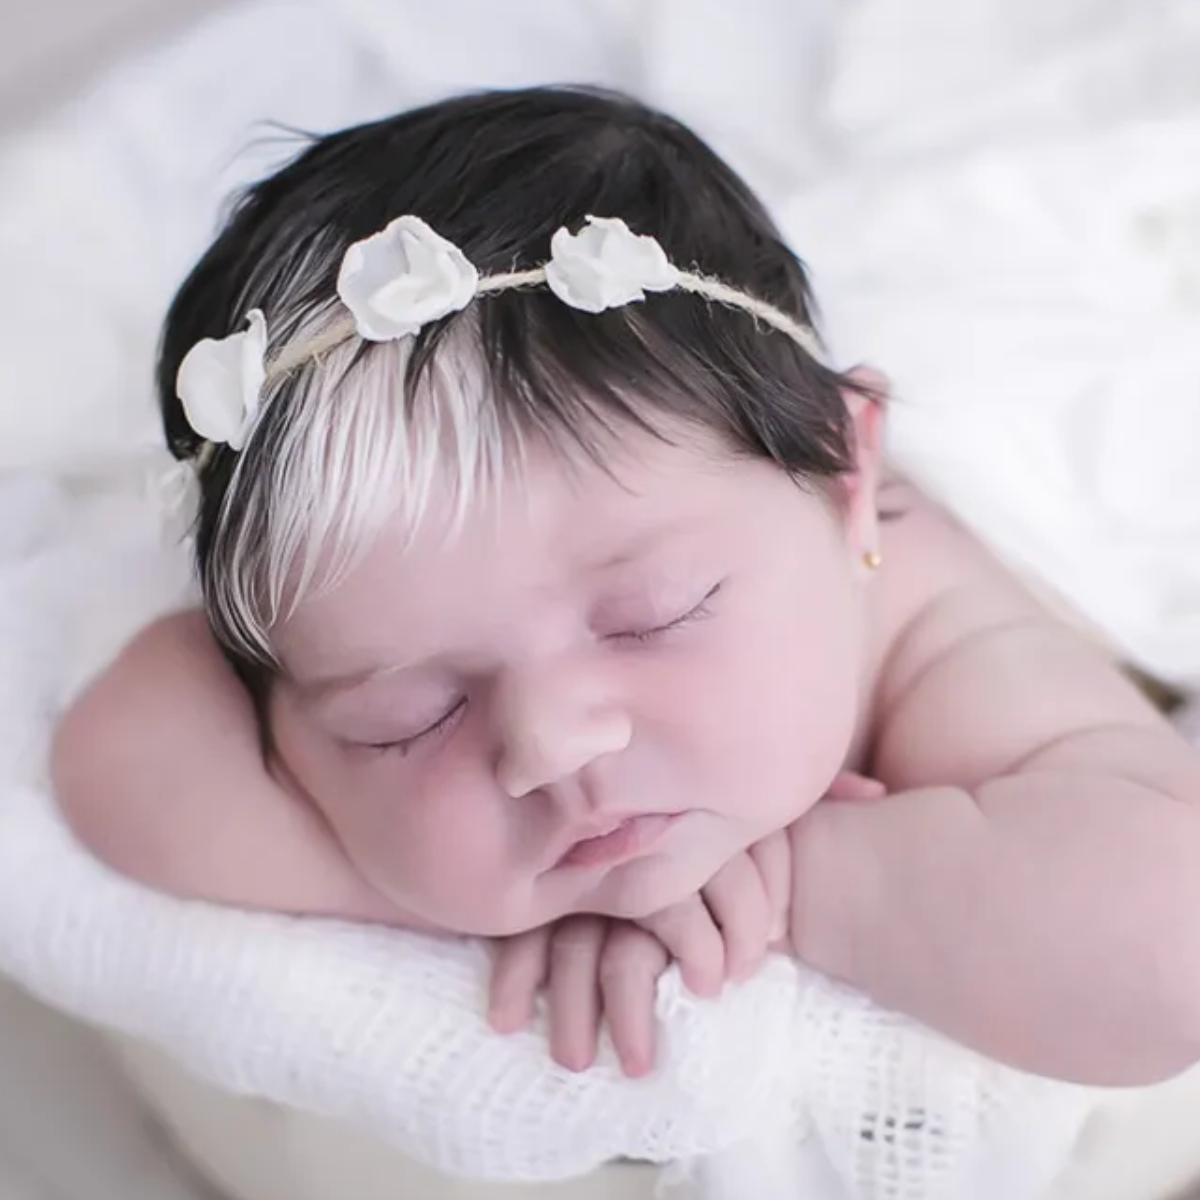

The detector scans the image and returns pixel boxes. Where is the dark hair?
[157,86,871,688]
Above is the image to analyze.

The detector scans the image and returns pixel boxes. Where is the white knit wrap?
[0,475,1091,1200]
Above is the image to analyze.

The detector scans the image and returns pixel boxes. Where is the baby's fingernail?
[488,1010,514,1033]
[685,970,722,998]
[487,1001,525,1034]
[555,1049,596,1073]
[730,955,760,983]
[621,1050,653,1078]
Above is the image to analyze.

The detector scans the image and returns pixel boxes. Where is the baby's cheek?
[344,759,531,935]
[703,628,860,828]
[267,694,536,934]
[776,647,862,792]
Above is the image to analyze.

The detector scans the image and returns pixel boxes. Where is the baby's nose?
[497,707,632,798]
[494,666,632,798]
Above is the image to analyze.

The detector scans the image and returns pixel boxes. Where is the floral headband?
[175,215,823,462]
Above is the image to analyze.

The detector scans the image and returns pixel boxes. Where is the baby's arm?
[790,493,1200,1086]
[51,611,397,922]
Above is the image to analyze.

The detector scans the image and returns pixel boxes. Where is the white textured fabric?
[1,0,1199,1196]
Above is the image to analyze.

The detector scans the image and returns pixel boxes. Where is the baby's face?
[268,420,876,935]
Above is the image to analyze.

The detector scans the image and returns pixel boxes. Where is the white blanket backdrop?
[1,1,1199,1198]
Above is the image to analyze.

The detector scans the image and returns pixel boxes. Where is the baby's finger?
[825,769,886,800]
[598,924,669,1078]
[748,829,792,946]
[489,926,550,1033]
[702,853,772,981]
[547,916,607,1071]
[638,896,725,997]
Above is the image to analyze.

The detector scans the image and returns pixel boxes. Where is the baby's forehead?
[271,434,769,664]
[343,424,743,585]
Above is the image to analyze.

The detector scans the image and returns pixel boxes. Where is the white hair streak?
[207,310,513,666]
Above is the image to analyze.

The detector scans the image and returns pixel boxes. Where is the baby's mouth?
[555,813,679,869]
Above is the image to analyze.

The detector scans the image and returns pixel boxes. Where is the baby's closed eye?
[602,582,722,643]
[352,697,469,756]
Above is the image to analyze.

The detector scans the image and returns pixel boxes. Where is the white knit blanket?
[2,0,1199,1196]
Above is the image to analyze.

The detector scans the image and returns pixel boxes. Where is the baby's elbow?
[51,701,114,857]
[1138,846,1200,1082]
[1138,982,1200,1086]
[1162,955,1200,1080]
[1094,951,1200,1086]
[50,695,150,884]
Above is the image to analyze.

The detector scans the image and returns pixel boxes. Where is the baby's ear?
[839,365,889,563]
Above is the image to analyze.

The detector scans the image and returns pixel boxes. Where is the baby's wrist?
[787,801,880,984]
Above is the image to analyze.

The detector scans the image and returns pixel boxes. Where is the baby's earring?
[863,549,883,571]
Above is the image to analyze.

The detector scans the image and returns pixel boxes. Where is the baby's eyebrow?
[584,520,703,575]
[286,660,415,705]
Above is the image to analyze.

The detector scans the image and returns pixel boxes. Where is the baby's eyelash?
[366,698,467,756]
[613,583,722,644]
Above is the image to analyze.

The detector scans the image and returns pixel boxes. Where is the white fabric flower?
[337,216,479,341]
[175,309,267,451]
[147,455,201,547]
[545,216,680,313]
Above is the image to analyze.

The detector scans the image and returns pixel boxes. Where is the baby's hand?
[623,770,882,996]
[489,915,668,1076]
[488,771,882,1076]
[488,830,791,1077]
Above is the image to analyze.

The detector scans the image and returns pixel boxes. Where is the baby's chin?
[368,826,771,937]
[427,853,721,936]
[571,846,735,922]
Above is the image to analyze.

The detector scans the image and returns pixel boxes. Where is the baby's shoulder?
[872,473,1101,684]
[871,471,1104,667]
[862,474,1124,782]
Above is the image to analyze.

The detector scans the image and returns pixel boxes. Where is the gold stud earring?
[863,550,883,571]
